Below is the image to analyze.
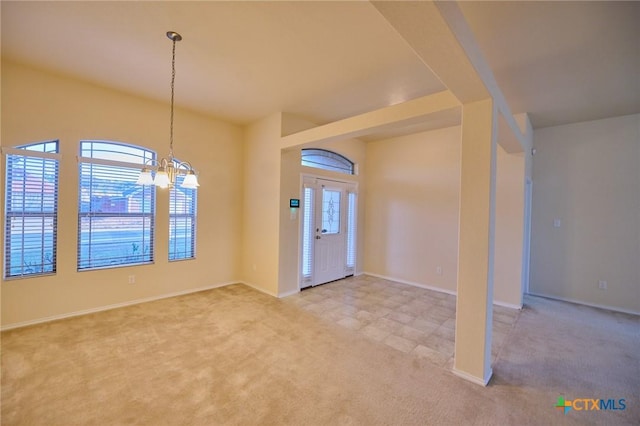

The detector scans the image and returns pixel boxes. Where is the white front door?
[301,177,357,289]
[314,183,346,285]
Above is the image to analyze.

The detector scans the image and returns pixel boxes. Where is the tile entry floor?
[283,275,521,369]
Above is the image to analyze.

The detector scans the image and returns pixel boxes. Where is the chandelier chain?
[169,36,177,158]
[136,31,198,189]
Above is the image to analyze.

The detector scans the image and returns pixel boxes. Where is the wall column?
[454,98,497,385]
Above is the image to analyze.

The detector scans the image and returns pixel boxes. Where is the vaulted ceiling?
[2,1,638,131]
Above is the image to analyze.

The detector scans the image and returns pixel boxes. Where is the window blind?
[77,141,155,270]
[301,186,315,281]
[3,141,60,278]
[169,165,197,261]
[346,191,357,272]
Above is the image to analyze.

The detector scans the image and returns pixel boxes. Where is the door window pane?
[322,189,340,234]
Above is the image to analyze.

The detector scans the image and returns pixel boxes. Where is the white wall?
[1,60,244,328]
[494,149,526,307]
[530,114,640,314]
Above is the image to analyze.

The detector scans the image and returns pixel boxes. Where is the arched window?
[78,141,155,270]
[301,149,354,175]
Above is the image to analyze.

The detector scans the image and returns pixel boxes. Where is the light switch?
[553,219,561,228]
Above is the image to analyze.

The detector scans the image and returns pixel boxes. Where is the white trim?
[363,272,457,296]
[364,272,523,310]
[76,155,146,170]
[493,300,523,310]
[240,281,279,298]
[0,281,237,331]
[278,289,300,298]
[300,172,359,188]
[527,292,640,316]
[1,147,62,160]
[452,367,493,386]
[521,177,533,295]
[345,191,358,272]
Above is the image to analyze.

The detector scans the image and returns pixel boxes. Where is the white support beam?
[280,90,459,149]
[454,98,498,386]
[497,112,523,154]
[434,1,527,152]
[372,0,527,152]
[372,0,488,104]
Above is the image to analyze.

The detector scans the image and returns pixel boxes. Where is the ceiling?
[2,1,639,132]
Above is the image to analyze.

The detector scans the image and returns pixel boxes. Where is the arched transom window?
[301,149,354,175]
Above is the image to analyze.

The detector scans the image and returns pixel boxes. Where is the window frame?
[301,149,355,175]
[301,184,315,284]
[169,160,197,261]
[3,140,60,279]
[346,190,357,274]
[77,140,156,271]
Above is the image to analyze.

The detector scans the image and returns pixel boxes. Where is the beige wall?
[278,148,302,296]
[1,61,244,327]
[364,125,526,306]
[241,113,282,296]
[530,114,640,314]
[0,60,536,328]
[364,126,461,293]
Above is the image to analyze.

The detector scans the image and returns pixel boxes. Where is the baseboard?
[1,281,238,331]
[278,288,300,298]
[363,272,457,296]
[452,367,493,386]
[493,300,523,310]
[527,292,640,316]
[239,281,279,298]
[363,272,524,310]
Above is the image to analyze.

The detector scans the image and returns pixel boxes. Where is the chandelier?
[137,31,199,189]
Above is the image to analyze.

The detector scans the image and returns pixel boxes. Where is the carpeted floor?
[2,280,639,425]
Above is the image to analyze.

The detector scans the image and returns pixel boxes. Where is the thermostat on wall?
[290,199,300,208]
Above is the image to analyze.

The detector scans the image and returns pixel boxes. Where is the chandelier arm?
[174,160,196,175]
[142,158,160,169]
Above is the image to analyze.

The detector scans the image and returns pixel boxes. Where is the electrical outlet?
[128,275,136,284]
[598,280,607,290]
[436,266,443,276]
